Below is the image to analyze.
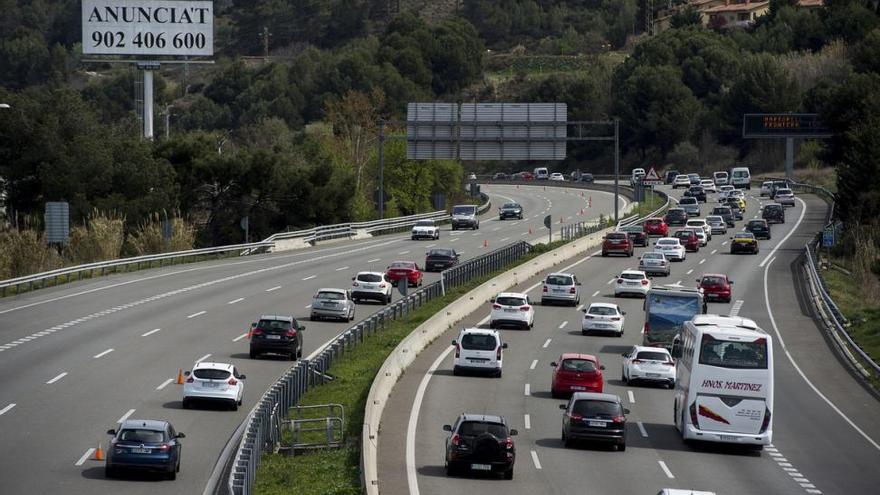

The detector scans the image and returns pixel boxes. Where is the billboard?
[82,0,213,57]
[742,113,831,138]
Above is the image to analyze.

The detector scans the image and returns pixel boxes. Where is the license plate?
[570,386,585,391]
[504,309,517,313]
[204,382,219,388]
[588,421,605,427]
[719,435,737,441]
[266,334,281,340]
[595,324,609,328]
[646,373,660,377]
[553,289,564,293]
[323,302,336,307]
[471,464,491,471]
[468,358,488,363]
[131,448,151,454]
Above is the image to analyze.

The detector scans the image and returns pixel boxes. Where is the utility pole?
[614,118,620,225]
[164,104,173,139]
[260,27,272,60]
[378,120,386,219]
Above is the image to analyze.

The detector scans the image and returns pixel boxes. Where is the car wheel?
[105,465,115,479]
[618,329,624,337]
[386,294,392,304]
[167,467,177,480]
[489,321,495,329]
[446,460,458,476]
[618,442,626,452]
[504,467,513,480]
[453,367,460,376]
[496,369,503,378]
[601,251,607,257]
[249,350,258,359]
[290,350,297,361]
[310,314,316,321]
[562,431,574,448]
[230,400,238,412]
[182,398,190,409]
[621,369,627,383]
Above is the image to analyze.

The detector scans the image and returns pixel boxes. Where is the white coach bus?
[671,314,773,449]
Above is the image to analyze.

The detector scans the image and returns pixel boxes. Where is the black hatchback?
[444,414,517,479]
[425,248,459,272]
[249,315,304,360]
[746,219,771,239]
[561,392,629,451]
[664,208,688,227]
[762,203,785,224]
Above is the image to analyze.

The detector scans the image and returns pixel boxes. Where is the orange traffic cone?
[176,368,185,385]
[528,227,532,234]
[579,209,584,216]
[95,442,104,461]
[483,239,488,248]
[589,196,592,208]
[580,191,584,197]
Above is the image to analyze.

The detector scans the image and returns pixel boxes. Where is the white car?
[685,219,712,241]
[699,179,716,193]
[489,292,534,330]
[673,174,692,189]
[638,251,670,276]
[717,185,736,200]
[411,219,440,240]
[713,171,729,186]
[774,188,795,207]
[622,345,676,388]
[581,302,625,336]
[654,237,686,261]
[549,172,566,181]
[614,269,651,297]
[452,328,506,377]
[706,215,727,235]
[351,271,392,304]
[686,227,708,247]
[182,362,245,410]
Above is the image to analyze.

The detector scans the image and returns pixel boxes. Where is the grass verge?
[822,266,880,377]
[634,192,667,218]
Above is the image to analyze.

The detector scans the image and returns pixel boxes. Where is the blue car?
[105,419,184,479]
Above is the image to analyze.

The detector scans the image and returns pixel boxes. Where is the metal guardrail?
[226,240,531,495]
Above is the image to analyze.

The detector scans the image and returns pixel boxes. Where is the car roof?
[547,272,574,277]
[700,273,728,279]
[120,419,168,431]
[459,413,506,424]
[588,302,619,309]
[496,292,528,299]
[193,361,234,371]
[657,237,680,242]
[389,260,415,265]
[460,327,500,337]
[559,352,598,362]
[259,314,293,322]
[571,392,622,403]
[357,271,384,276]
[692,314,760,332]
[686,219,706,223]
[632,345,671,354]
[620,269,647,276]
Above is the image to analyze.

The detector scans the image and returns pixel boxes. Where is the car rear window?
[701,276,726,286]
[680,198,697,205]
[546,275,573,285]
[646,219,662,225]
[748,221,766,228]
[458,421,508,438]
[317,291,345,300]
[193,369,231,380]
[699,334,768,369]
[635,351,671,362]
[495,296,526,307]
[460,333,498,351]
[503,203,519,208]
[257,320,292,333]
[642,253,663,260]
[777,189,792,195]
[572,400,622,418]
[674,231,694,238]
[119,429,166,443]
[428,249,453,257]
[606,233,627,240]
[620,272,645,280]
[686,221,703,227]
[357,273,382,282]
[588,305,618,316]
[713,207,730,215]
[657,239,678,246]
[561,359,597,372]
[390,262,415,269]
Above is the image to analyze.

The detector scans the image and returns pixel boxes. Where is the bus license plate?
[471,464,491,471]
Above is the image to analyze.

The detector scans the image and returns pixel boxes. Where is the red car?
[643,217,668,237]
[697,273,733,303]
[551,353,605,398]
[384,261,423,287]
[673,229,700,252]
[602,232,634,257]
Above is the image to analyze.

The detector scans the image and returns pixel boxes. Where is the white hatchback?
[614,270,652,297]
[699,179,716,193]
[654,237,686,261]
[686,219,712,242]
[183,362,245,410]
[621,345,675,388]
[717,185,736,200]
[452,328,507,377]
[489,292,534,330]
[581,303,626,336]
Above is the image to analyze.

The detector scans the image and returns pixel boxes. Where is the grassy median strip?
[822,267,880,378]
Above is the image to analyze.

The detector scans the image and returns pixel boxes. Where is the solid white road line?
[196,353,212,363]
[524,414,531,429]
[686,269,693,275]
[141,328,161,337]
[117,408,136,424]
[637,421,648,438]
[627,390,635,404]
[530,359,538,370]
[302,275,316,281]
[764,256,880,451]
[530,450,542,470]
[227,298,244,305]
[0,403,16,416]
[335,266,349,271]
[592,290,600,297]
[156,378,174,390]
[542,338,552,348]
[558,321,568,329]
[187,310,206,318]
[93,348,114,359]
[524,384,531,396]
[367,258,380,263]
[760,197,807,268]
[75,448,95,466]
[46,372,68,384]
[265,286,281,292]
[658,460,675,479]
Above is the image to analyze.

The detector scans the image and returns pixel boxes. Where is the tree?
[670,7,703,29]
[852,28,880,74]
[323,88,385,192]
[723,53,801,128]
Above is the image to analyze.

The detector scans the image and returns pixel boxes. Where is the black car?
[711,206,735,227]
[578,172,595,183]
[249,315,304,360]
[444,414,517,479]
[106,419,184,479]
[664,208,688,227]
[723,198,744,220]
[745,219,771,239]
[684,185,706,202]
[425,248,460,272]
[560,392,629,450]
[762,203,785,224]
[498,202,523,220]
[620,225,648,247]
[665,170,680,185]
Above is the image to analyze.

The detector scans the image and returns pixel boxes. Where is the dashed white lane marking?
[729,300,744,317]
[592,290,600,297]
[233,333,248,342]
[75,448,95,466]
[265,286,281,292]
[530,450,542,470]
[766,444,823,494]
[195,353,211,363]
[711,249,717,255]
[675,280,682,285]
[558,321,568,329]
[542,338,552,348]
[367,258,380,263]
[637,421,648,437]
[524,384,531,396]
[93,348,114,359]
[0,403,16,416]
[524,414,531,429]
[471,233,480,237]
[577,304,585,311]
[335,266,349,271]
[227,297,244,305]
[686,269,693,275]
[658,460,675,479]
[722,241,728,246]
[607,278,615,285]
[699,259,706,264]
[530,359,538,370]
[187,310,207,318]
[117,408,136,424]
[500,237,510,242]
[156,378,174,390]
[141,328,161,337]
[398,250,410,255]
[450,238,459,242]
[627,390,635,403]
[302,275,316,281]
[46,372,68,384]
[493,227,501,232]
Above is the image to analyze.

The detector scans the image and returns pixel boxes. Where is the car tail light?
[379,283,386,288]
[567,412,583,421]
[352,281,359,287]
[760,409,772,434]
[454,344,460,358]
[496,346,502,361]
[451,433,461,446]
[542,286,548,292]
[584,314,594,319]
[505,437,514,450]
[110,438,118,446]
[610,317,621,321]
[641,279,649,285]
[612,416,626,423]
[493,304,502,309]
[631,359,643,364]
[569,287,576,294]
[186,376,194,383]
[643,322,649,334]
[157,443,171,451]
[285,329,297,338]
[228,378,238,386]
[689,402,699,428]
[519,305,530,312]
[313,293,319,298]
[617,279,623,284]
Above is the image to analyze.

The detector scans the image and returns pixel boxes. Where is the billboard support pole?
[143,69,154,140]
[378,119,386,219]
[614,118,620,225]
[785,137,794,180]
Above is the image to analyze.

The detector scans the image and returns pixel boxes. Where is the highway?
[378,186,880,495]
[0,184,622,494]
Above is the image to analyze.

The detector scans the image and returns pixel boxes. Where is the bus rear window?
[699,335,767,369]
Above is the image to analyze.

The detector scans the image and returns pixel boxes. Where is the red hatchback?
[673,229,700,252]
[643,217,668,237]
[602,232,634,257]
[550,354,605,398]
[385,261,423,288]
[697,273,733,303]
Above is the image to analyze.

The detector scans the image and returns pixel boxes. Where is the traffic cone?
[580,209,584,216]
[528,226,532,234]
[95,442,104,461]
[483,239,488,248]
[176,368,185,385]
[580,191,584,197]
[589,196,592,208]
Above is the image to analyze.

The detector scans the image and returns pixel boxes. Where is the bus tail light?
[760,409,772,434]
[689,402,699,428]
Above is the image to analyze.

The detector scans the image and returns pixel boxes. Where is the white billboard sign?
[82,0,213,57]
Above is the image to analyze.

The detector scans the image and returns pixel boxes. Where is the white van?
[730,167,751,189]
[452,328,507,377]
[713,171,728,186]
[533,167,549,180]
[671,314,773,448]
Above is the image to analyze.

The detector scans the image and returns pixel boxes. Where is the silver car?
[705,215,728,235]
[679,197,701,216]
[638,252,670,276]
[541,272,581,306]
[774,188,795,207]
[310,288,356,322]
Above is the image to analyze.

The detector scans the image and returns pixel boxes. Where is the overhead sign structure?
[642,166,662,185]
[742,113,831,139]
[82,0,214,57]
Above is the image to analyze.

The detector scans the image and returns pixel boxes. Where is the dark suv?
[444,414,517,479]
[762,203,785,224]
[664,208,688,226]
[711,206,735,227]
[249,315,304,360]
[560,392,629,450]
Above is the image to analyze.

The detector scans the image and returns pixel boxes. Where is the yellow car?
[729,191,747,210]
[730,232,759,254]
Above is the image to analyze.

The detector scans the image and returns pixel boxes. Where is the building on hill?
[653,0,824,33]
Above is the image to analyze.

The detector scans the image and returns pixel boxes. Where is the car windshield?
[777,189,792,195]
[317,291,345,300]
[561,359,597,372]
[193,369,231,380]
[357,273,382,282]
[460,333,498,351]
[733,170,748,178]
[119,429,166,443]
[458,421,508,438]
[635,351,671,362]
[713,208,730,215]
[390,262,415,269]
[415,220,434,226]
[546,275,573,285]
[699,335,768,369]
[452,206,475,215]
[620,272,644,280]
[495,296,526,306]
[701,276,726,286]
[572,400,622,418]
[257,319,292,332]
[428,249,454,257]
[588,305,618,316]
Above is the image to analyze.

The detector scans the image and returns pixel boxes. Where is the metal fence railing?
[226,240,531,495]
